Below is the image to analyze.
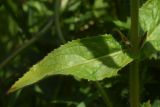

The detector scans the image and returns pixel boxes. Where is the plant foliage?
[8,0,160,95]
[140,0,160,56]
[1,0,160,106]
[8,34,133,93]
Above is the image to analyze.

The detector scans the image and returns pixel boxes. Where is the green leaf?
[140,0,160,56]
[77,102,86,107]
[153,99,160,107]
[141,99,160,107]
[8,34,133,93]
[141,100,151,107]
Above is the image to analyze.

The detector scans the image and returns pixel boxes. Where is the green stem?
[130,0,139,49]
[55,0,66,44]
[0,17,54,69]
[130,61,140,107]
[2,0,27,35]
[130,0,140,107]
[95,82,113,107]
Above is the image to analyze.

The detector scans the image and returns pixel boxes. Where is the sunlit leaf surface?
[8,34,133,93]
[140,0,160,56]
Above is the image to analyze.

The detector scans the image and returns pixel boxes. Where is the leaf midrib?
[51,50,126,75]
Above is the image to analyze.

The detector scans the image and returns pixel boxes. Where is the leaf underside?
[8,34,133,93]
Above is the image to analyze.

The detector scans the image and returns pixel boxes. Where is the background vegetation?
[1,0,160,107]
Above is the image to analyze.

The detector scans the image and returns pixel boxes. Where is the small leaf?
[139,0,160,38]
[141,100,151,107]
[139,0,160,57]
[141,99,160,107]
[77,102,86,107]
[8,34,133,93]
[153,99,160,107]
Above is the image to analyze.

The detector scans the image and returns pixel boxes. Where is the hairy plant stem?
[130,0,140,107]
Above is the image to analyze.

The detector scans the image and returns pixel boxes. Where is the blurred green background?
[1,0,160,107]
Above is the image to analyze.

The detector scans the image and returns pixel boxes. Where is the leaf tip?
[7,85,17,94]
